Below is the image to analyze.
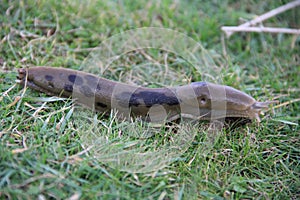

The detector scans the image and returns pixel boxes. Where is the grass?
[0,0,299,199]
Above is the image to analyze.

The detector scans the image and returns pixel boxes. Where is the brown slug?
[16,67,273,122]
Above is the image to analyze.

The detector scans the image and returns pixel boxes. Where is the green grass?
[1,0,299,199]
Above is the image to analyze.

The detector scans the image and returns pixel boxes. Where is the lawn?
[0,0,299,199]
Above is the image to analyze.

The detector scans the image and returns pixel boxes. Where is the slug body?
[17,67,271,122]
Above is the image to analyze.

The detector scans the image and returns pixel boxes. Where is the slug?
[16,67,273,122]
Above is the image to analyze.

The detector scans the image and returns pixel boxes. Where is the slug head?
[191,82,274,121]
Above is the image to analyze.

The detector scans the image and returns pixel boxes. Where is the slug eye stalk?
[249,101,277,122]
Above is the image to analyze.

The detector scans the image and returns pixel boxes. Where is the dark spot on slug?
[45,75,53,81]
[68,75,76,83]
[84,75,102,90]
[96,102,107,108]
[64,84,73,92]
[68,74,83,85]
[128,91,180,107]
[80,85,94,97]
[85,74,99,85]
[96,83,101,91]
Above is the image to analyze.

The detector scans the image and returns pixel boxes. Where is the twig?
[221,27,300,35]
[222,0,300,37]
[238,0,300,27]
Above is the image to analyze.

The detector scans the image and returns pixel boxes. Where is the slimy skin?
[17,67,272,122]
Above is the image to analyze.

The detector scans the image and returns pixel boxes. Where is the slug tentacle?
[17,67,274,123]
